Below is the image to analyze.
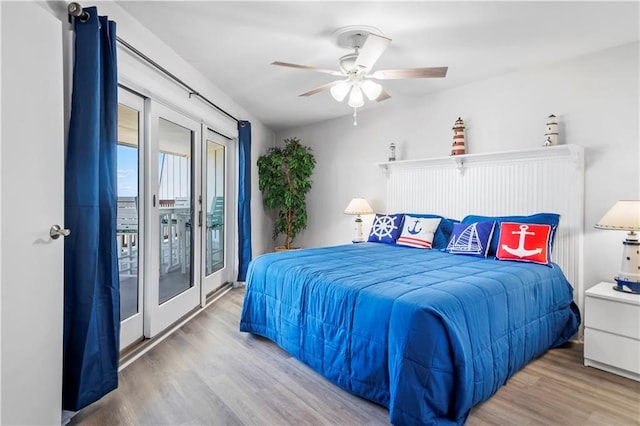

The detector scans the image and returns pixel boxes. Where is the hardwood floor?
[71,288,640,426]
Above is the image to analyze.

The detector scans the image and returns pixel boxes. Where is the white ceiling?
[116,1,639,132]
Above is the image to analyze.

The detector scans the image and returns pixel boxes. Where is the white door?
[201,128,235,296]
[0,2,64,424]
[117,90,145,349]
[145,101,201,336]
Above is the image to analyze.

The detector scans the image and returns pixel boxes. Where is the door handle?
[50,224,71,240]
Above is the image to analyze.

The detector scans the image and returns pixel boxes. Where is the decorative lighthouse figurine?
[451,117,466,155]
[544,114,559,146]
[389,143,396,161]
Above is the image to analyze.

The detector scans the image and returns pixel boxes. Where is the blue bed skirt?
[240,243,580,425]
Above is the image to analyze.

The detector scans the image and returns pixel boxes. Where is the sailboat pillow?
[396,216,442,249]
[445,221,496,258]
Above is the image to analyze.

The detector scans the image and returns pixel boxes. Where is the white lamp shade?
[348,86,364,108]
[344,197,373,215]
[361,80,382,101]
[330,80,350,102]
[595,200,640,231]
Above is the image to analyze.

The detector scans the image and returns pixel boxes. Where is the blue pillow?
[367,213,404,244]
[462,213,560,256]
[407,213,460,249]
[446,221,496,258]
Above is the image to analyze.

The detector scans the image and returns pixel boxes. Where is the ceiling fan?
[272,26,448,125]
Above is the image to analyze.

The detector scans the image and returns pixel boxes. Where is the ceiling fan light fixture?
[348,86,364,108]
[330,80,351,102]
[273,25,448,125]
[361,80,382,101]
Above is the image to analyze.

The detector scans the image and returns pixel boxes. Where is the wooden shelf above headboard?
[377,144,584,176]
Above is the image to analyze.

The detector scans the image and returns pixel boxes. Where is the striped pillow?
[396,216,441,249]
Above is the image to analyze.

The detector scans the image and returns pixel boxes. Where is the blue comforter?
[239,243,580,425]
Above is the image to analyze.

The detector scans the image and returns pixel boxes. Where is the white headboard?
[378,144,585,316]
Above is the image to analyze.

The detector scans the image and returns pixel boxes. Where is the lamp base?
[613,276,640,294]
[353,215,365,243]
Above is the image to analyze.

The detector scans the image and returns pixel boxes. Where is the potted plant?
[257,137,316,251]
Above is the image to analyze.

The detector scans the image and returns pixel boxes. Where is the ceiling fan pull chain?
[353,107,358,126]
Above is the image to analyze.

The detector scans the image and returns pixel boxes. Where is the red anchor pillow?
[496,222,553,265]
[396,216,442,249]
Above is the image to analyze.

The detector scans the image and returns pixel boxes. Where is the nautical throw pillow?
[446,221,496,258]
[461,213,560,256]
[496,222,553,265]
[367,213,404,244]
[406,213,459,249]
[396,216,442,249]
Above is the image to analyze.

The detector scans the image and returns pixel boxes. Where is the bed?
[241,146,584,424]
[240,241,580,425]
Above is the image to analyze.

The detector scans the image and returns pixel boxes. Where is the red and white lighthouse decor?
[544,114,559,146]
[451,117,466,156]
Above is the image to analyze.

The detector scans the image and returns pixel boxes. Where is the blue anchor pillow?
[396,216,442,249]
[496,222,553,265]
[367,213,404,244]
[445,221,496,258]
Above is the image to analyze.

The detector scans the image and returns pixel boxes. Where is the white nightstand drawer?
[585,291,640,340]
[584,328,640,375]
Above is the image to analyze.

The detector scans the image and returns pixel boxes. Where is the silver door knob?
[50,224,71,240]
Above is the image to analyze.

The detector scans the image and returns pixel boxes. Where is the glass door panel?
[201,127,234,297]
[117,89,144,350]
[205,140,225,276]
[158,118,193,304]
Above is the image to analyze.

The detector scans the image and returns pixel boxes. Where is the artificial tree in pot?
[257,137,316,250]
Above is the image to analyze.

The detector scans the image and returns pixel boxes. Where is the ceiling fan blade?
[299,81,340,97]
[372,67,448,79]
[272,61,343,76]
[376,89,391,102]
[354,33,391,72]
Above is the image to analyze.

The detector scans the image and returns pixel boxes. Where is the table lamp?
[344,197,374,243]
[595,200,640,294]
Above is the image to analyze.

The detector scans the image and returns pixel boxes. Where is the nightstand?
[584,282,640,381]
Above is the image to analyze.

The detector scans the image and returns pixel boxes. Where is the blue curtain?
[237,121,252,281]
[63,7,119,411]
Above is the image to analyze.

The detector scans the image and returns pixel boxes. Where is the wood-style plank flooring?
[71,288,640,425]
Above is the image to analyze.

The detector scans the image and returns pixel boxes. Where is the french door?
[118,92,236,347]
[201,128,235,296]
[145,101,201,337]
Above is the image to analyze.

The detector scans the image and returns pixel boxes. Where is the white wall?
[276,42,640,296]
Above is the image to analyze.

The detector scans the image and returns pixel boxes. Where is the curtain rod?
[116,37,240,124]
[68,2,240,124]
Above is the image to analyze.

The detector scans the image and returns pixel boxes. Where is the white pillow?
[396,216,441,249]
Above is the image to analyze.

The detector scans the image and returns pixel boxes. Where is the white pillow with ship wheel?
[396,216,441,249]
